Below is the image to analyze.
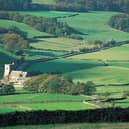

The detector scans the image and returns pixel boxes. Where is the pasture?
[24,49,66,60]
[59,11,129,41]
[0,45,17,67]
[0,19,49,38]
[0,93,92,114]
[2,123,129,129]
[15,11,76,18]
[26,58,129,85]
[32,0,56,5]
[30,37,84,51]
[70,44,129,61]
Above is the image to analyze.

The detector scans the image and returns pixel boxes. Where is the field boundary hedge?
[0,108,129,126]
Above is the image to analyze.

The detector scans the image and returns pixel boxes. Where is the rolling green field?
[2,123,129,129]
[60,11,129,41]
[0,93,92,114]
[30,37,84,51]
[26,59,103,73]
[32,0,56,5]
[24,49,66,60]
[70,44,129,61]
[26,58,129,85]
[0,19,49,38]
[0,45,18,67]
[15,11,75,18]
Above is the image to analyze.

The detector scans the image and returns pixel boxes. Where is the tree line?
[0,11,78,37]
[55,0,129,13]
[109,14,129,33]
[0,108,129,126]
[0,0,32,10]
[24,74,96,95]
[1,0,129,13]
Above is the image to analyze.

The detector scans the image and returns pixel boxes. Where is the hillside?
[1,1,129,126]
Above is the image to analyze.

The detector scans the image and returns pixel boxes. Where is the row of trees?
[1,0,129,13]
[0,0,32,10]
[109,14,129,33]
[79,40,118,53]
[55,0,129,13]
[0,11,77,37]
[24,74,96,95]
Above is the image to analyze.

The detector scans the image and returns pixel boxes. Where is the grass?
[24,49,66,60]
[30,37,84,51]
[70,44,129,61]
[0,93,92,113]
[96,85,129,94]
[66,66,129,85]
[113,98,129,108]
[59,11,129,41]
[0,45,18,67]
[14,11,76,18]
[2,123,129,129]
[0,19,49,38]
[0,102,92,113]
[26,58,129,85]
[0,93,89,103]
[32,0,56,5]
[26,59,103,73]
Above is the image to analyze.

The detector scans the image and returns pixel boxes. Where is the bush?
[0,84,15,95]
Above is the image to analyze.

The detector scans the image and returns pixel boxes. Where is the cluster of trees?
[24,74,96,95]
[55,0,129,13]
[79,40,117,53]
[0,26,29,52]
[0,11,76,37]
[0,108,129,126]
[109,14,129,33]
[0,0,32,10]
[0,83,15,95]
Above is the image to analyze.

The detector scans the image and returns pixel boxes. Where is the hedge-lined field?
[30,38,84,51]
[32,0,56,5]
[0,19,49,38]
[60,11,129,41]
[0,93,93,114]
[70,44,129,61]
[14,11,75,18]
[26,58,129,85]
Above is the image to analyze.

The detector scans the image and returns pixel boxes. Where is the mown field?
[30,37,84,51]
[0,93,93,114]
[32,0,56,5]
[2,123,129,129]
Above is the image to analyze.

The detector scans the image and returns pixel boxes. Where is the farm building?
[3,63,28,86]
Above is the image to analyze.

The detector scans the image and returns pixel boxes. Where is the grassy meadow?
[70,44,129,61]
[0,93,93,114]
[14,11,76,18]
[30,37,84,51]
[26,58,129,85]
[32,0,56,5]
[0,19,50,38]
[60,11,129,41]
